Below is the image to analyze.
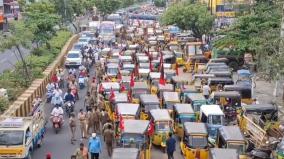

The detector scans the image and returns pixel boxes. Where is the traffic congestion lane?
[32,69,110,159]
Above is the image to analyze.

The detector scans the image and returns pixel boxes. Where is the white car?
[65,50,82,67]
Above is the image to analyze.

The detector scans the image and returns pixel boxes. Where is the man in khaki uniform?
[93,107,101,133]
[103,124,114,157]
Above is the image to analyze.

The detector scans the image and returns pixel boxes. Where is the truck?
[0,104,46,159]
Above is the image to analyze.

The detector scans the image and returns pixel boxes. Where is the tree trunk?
[16,45,30,87]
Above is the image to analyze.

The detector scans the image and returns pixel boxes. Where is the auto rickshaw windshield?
[227,143,245,154]
[145,104,159,112]
[156,121,171,132]
[133,90,148,98]
[187,135,207,149]
[179,115,195,124]
[107,67,118,75]
[121,133,145,146]
[210,115,223,125]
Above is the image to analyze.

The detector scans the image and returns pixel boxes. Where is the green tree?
[0,21,35,86]
[94,0,121,18]
[25,2,60,48]
[154,0,166,7]
[121,0,134,8]
[214,1,282,78]
[161,2,214,38]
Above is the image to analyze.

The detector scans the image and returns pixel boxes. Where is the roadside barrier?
[2,34,79,117]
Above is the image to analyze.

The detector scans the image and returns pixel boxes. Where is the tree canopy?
[94,0,121,17]
[213,1,282,78]
[154,0,166,7]
[161,2,214,38]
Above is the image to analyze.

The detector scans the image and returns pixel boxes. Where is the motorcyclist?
[50,104,64,122]
[51,94,64,106]
[64,89,75,104]
[46,82,55,91]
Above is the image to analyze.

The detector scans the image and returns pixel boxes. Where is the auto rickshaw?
[120,56,133,64]
[209,148,238,159]
[180,122,209,159]
[116,120,151,159]
[174,50,186,66]
[129,44,139,51]
[122,63,135,72]
[121,76,131,93]
[173,104,196,138]
[150,109,173,151]
[162,92,180,113]
[116,103,140,120]
[208,58,229,64]
[131,82,150,104]
[211,91,241,123]
[185,42,203,56]
[223,85,252,104]
[199,105,225,141]
[184,93,207,118]
[217,126,247,159]
[180,85,199,101]
[184,55,208,73]
[191,74,215,91]
[138,56,149,63]
[206,62,227,69]
[209,70,232,78]
[139,63,150,69]
[206,65,230,74]
[164,69,176,82]
[158,84,174,99]
[139,94,160,120]
[148,72,160,94]
[171,76,190,93]
[106,63,119,82]
[109,93,129,121]
[112,148,143,159]
[208,77,234,91]
[138,69,150,80]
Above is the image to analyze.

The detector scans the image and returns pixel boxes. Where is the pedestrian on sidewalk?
[103,124,114,157]
[78,109,87,139]
[69,113,77,144]
[88,133,102,159]
[166,132,176,159]
[74,143,88,159]
[93,107,101,133]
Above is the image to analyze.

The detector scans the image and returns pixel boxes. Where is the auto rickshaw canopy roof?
[119,56,132,61]
[163,92,180,102]
[171,76,189,83]
[132,82,148,90]
[174,104,194,114]
[107,63,119,68]
[200,105,224,116]
[121,76,131,82]
[181,85,199,93]
[140,94,159,104]
[186,93,206,101]
[123,119,149,134]
[184,122,207,136]
[117,103,139,116]
[113,93,128,103]
[242,104,278,114]
[138,56,149,62]
[209,70,232,77]
[138,68,150,74]
[101,82,120,90]
[218,126,245,142]
[209,148,238,159]
[223,84,251,91]
[212,91,241,99]
[122,64,135,69]
[206,62,227,68]
[208,77,234,83]
[149,72,161,79]
[112,148,139,159]
[158,84,174,91]
[208,58,228,63]
[150,109,171,121]
[193,74,215,79]
[139,63,150,68]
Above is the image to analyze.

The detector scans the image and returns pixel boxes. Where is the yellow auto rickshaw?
[180,122,209,159]
[116,103,140,120]
[164,69,176,83]
[100,82,120,109]
[223,85,253,105]
[183,55,208,73]
[217,126,248,159]
[131,82,150,104]
[162,91,180,113]
[139,94,160,120]
[150,109,173,152]
[106,63,120,82]
[109,93,128,121]
[209,148,239,159]
[173,104,196,138]
[149,72,161,94]
[116,120,151,159]
[158,84,174,100]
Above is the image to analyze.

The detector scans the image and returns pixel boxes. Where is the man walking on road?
[69,113,77,144]
[74,143,88,159]
[78,109,87,139]
[103,124,114,156]
[88,133,102,159]
[93,107,101,133]
[166,132,176,159]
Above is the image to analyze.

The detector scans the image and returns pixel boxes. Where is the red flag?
[135,64,139,76]
[120,84,126,92]
[128,89,132,102]
[176,62,179,76]
[159,52,163,72]
[117,70,122,81]
[99,84,104,93]
[150,60,153,72]
[119,114,124,131]
[109,87,115,101]
[130,72,135,87]
[148,121,155,136]
[159,63,166,85]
